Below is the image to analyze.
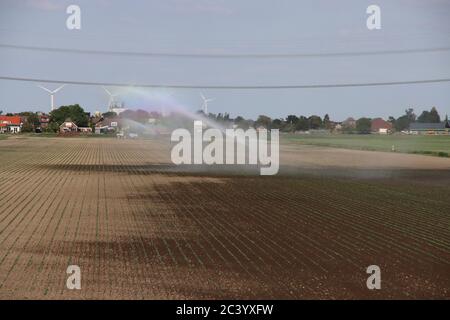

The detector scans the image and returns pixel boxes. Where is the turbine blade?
[102,86,112,96]
[37,85,52,94]
[53,84,66,93]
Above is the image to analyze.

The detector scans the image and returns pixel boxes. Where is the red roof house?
[0,116,22,133]
[371,118,392,134]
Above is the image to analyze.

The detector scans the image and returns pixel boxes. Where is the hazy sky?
[0,0,450,120]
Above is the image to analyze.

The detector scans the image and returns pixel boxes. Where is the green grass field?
[283,134,450,157]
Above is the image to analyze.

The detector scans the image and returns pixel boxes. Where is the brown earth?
[0,136,449,299]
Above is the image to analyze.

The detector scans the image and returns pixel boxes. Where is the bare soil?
[0,137,449,299]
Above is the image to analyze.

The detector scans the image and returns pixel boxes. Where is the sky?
[0,0,449,121]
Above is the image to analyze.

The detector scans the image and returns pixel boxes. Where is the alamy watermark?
[366,5,381,30]
[66,265,81,290]
[366,265,381,290]
[66,5,81,30]
[170,121,279,175]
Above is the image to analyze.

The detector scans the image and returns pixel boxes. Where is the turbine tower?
[102,86,119,112]
[37,84,66,112]
[200,93,214,115]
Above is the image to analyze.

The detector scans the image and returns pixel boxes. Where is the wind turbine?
[200,93,214,115]
[102,86,119,112]
[37,84,66,112]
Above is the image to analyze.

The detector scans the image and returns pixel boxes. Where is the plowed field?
[0,137,449,299]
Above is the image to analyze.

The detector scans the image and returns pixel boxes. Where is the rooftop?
[409,121,450,130]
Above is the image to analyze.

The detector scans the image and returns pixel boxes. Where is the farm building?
[409,121,450,135]
[59,121,78,133]
[0,116,22,133]
[371,118,393,134]
[95,117,122,134]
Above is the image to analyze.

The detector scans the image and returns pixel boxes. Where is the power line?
[1,43,450,59]
[1,75,449,89]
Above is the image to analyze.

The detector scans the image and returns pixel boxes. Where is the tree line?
[4,104,447,134]
[205,106,447,133]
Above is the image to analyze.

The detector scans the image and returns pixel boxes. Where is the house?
[95,117,122,134]
[409,121,450,135]
[59,121,78,133]
[371,118,392,134]
[0,116,22,133]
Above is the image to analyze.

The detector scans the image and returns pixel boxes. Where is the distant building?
[0,116,22,133]
[409,121,450,134]
[59,121,78,133]
[95,117,122,134]
[371,118,393,134]
[39,114,50,129]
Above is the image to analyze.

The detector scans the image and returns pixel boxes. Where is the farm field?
[283,134,450,157]
[0,137,449,299]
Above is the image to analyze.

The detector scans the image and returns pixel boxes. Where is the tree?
[21,122,34,132]
[342,117,356,133]
[28,113,40,126]
[102,111,117,118]
[394,108,416,132]
[429,107,440,123]
[308,115,322,129]
[417,111,430,123]
[21,112,40,132]
[356,117,372,134]
[395,115,409,131]
[234,116,251,130]
[405,108,416,122]
[46,122,60,133]
[418,107,440,123]
[418,107,441,123]
[234,116,244,123]
[271,118,283,129]
[286,115,299,125]
[50,104,88,127]
[323,114,331,129]
[295,116,309,131]
[255,115,272,129]
[119,109,150,124]
[135,109,150,124]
